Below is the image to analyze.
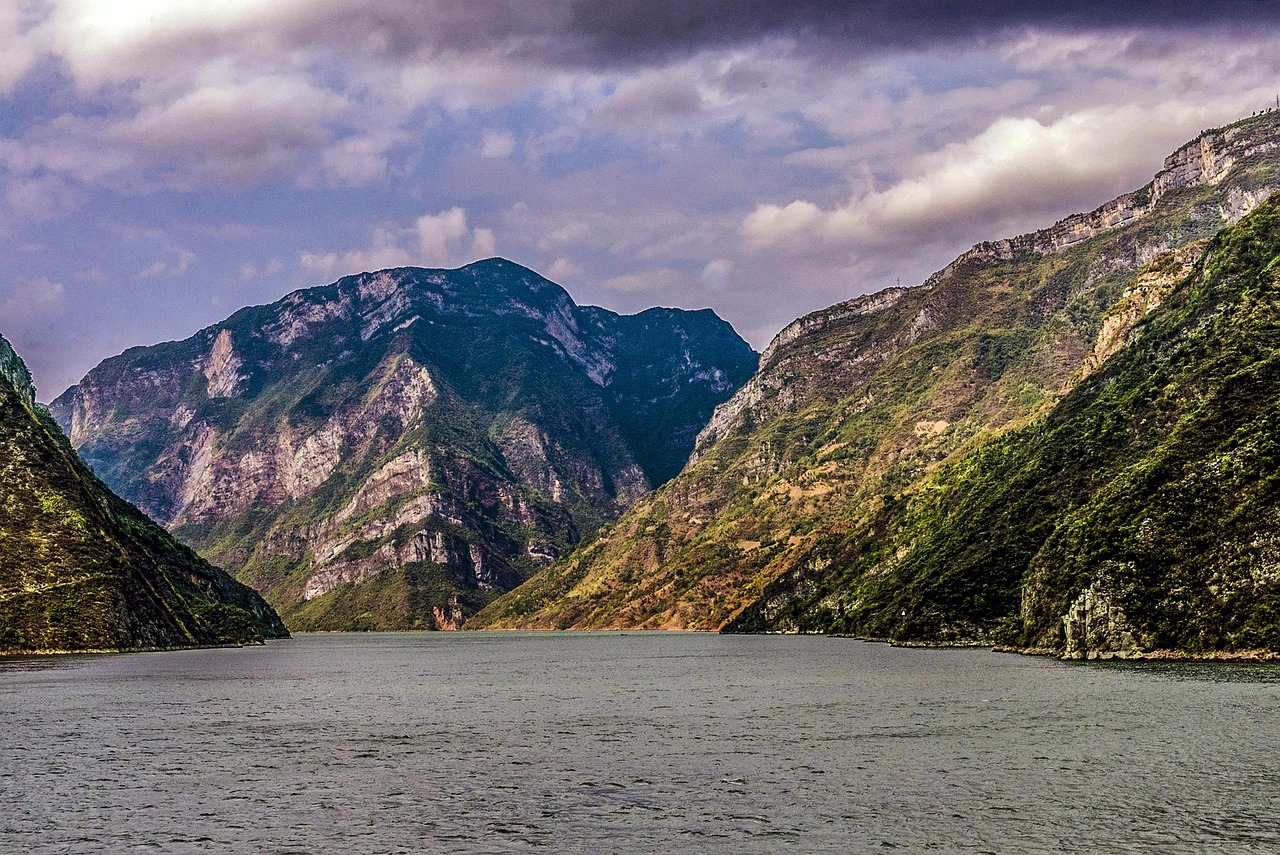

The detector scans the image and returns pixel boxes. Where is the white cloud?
[743,103,1231,253]
[137,247,197,278]
[299,208,497,279]
[596,67,705,124]
[599,268,682,293]
[239,258,284,281]
[546,256,581,281]
[113,76,348,186]
[701,258,733,292]
[0,277,66,323]
[0,4,45,95]
[479,129,516,159]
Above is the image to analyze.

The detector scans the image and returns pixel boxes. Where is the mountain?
[729,194,1280,658]
[470,111,1280,657]
[0,333,286,654]
[52,259,758,631]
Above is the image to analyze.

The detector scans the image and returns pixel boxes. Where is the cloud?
[546,256,581,281]
[479,129,516,159]
[238,258,284,282]
[15,1,1279,98]
[299,208,497,279]
[596,67,705,124]
[137,247,197,278]
[111,76,349,187]
[0,4,44,95]
[599,267,683,293]
[743,103,1230,254]
[701,258,733,292]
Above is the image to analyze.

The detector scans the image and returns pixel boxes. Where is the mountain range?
[52,259,758,631]
[39,110,1280,658]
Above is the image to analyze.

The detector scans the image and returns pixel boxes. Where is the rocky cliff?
[0,333,286,653]
[471,111,1280,657]
[53,259,757,630]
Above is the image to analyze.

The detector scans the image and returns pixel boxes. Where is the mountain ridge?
[470,110,1280,650]
[54,259,758,631]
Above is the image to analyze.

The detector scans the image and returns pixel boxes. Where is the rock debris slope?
[53,259,757,630]
[0,333,286,653]
[472,111,1280,658]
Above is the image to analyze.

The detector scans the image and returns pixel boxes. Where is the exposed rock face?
[1060,576,1144,661]
[472,111,1280,658]
[52,259,757,630]
[0,332,287,653]
[928,112,1280,280]
[0,334,34,408]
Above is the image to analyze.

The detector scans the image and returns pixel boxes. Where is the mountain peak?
[52,258,758,632]
[0,332,35,408]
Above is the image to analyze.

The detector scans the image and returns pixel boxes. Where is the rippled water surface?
[3,632,1280,854]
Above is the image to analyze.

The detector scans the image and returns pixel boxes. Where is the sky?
[3,1,1280,398]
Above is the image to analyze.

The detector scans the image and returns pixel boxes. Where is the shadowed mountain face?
[52,259,758,631]
[0,333,286,654]
[471,112,1280,658]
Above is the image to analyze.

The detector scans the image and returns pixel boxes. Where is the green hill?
[730,193,1280,658]
[0,334,286,654]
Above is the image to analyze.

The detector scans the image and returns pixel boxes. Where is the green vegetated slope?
[732,193,1280,658]
[0,334,286,654]
[53,259,757,631]
[471,111,1280,644]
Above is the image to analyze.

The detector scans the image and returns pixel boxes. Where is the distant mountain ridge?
[471,111,1280,658]
[54,259,758,630]
[0,333,286,653]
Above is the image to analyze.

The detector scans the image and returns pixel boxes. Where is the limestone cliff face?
[52,259,757,630]
[928,112,1280,281]
[472,111,1280,653]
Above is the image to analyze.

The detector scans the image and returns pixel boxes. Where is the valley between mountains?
[10,110,1280,658]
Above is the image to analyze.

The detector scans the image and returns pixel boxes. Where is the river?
[3,632,1278,853]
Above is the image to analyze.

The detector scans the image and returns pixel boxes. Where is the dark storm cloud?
[349,0,1280,68]
[557,1,1279,65]
[105,1,1279,75]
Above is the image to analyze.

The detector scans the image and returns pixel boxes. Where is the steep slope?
[472,110,1280,633]
[52,259,757,630]
[732,193,1280,658]
[0,333,286,654]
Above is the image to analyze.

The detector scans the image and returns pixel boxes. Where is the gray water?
[2,633,1279,855]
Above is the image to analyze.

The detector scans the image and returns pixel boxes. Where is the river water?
[2,632,1278,854]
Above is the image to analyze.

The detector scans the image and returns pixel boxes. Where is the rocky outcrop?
[0,334,34,409]
[693,288,909,459]
[52,259,758,631]
[1060,576,1144,660]
[928,112,1280,287]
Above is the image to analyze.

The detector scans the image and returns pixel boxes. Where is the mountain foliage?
[473,112,1280,658]
[0,334,286,653]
